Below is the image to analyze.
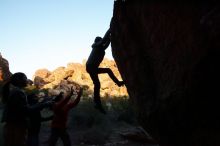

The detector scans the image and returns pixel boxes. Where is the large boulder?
[111,1,220,146]
[33,69,51,88]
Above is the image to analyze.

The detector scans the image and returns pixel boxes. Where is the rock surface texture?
[111,1,220,146]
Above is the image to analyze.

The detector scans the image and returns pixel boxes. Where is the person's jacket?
[51,95,80,129]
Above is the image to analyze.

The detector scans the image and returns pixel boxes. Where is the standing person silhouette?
[1,72,29,146]
[86,28,124,114]
[1,72,53,146]
[26,93,53,146]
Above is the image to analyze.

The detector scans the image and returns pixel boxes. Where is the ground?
[0,97,158,146]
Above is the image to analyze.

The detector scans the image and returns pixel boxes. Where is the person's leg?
[88,71,106,114]
[49,128,59,146]
[88,71,101,104]
[4,124,27,146]
[60,129,71,146]
[98,68,124,86]
[27,133,39,146]
[3,123,14,146]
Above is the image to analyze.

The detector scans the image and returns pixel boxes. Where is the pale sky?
[0,0,114,79]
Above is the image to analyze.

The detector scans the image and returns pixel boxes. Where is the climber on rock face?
[86,28,124,114]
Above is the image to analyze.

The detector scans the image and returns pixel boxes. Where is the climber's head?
[94,37,102,43]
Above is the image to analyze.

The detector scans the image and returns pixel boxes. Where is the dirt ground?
[0,99,159,146]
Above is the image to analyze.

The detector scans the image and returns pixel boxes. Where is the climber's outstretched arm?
[102,28,111,43]
[102,28,111,49]
[92,28,111,49]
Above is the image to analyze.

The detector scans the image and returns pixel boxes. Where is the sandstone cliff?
[111,1,220,146]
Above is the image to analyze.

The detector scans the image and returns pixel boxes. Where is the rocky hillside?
[111,1,220,146]
[0,53,11,84]
[33,58,128,97]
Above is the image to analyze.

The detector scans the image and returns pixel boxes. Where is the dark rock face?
[111,1,220,146]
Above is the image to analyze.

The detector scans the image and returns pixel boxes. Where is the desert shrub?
[65,95,137,145]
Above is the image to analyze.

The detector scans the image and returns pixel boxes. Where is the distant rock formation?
[33,58,128,97]
[0,53,11,84]
[111,1,220,146]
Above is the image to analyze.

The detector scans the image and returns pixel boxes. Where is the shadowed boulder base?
[111,0,220,146]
